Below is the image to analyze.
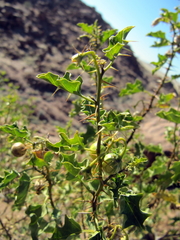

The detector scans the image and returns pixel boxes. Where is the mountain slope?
[0,0,177,148]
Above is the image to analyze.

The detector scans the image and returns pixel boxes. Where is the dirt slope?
[0,0,177,148]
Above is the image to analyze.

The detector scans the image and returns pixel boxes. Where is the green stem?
[80,94,95,103]
[45,166,56,211]
[104,61,113,72]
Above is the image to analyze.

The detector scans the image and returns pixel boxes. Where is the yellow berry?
[11,142,27,157]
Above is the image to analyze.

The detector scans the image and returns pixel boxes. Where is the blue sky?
[81,0,180,76]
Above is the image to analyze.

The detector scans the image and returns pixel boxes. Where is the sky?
[81,0,180,77]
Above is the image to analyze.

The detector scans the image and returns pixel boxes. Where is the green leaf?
[63,162,81,176]
[59,131,85,150]
[81,125,96,145]
[120,194,150,229]
[161,8,179,23]
[105,201,115,218]
[44,151,54,164]
[103,26,134,60]
[0,122,29,138]
[157,93,175,107]
[147,31,169,47]
[61,153,81,176]
[37,72,59,87]
[14,172,30,209]
[151,54,168,74]
[119,79,144,96]
[77,22,94,34]
[156,108,180,123]
[51,215,81,239]
[58,75,83,95]
[26,205,43,240]
[37,72,83,96]
[66,63,81,70]
[104,26,134,50]
[29,154,48,168]
[171,74,180,80]
[147,31,166,39]
[105,43,124,61]
[89,232,101,240]
[45,131,84,152]
[101,29,117,43]
[99,110,137,131]
[171,161,180,182]
[0,170,19,189]
[145,144,163,154]
[151,39,169,47]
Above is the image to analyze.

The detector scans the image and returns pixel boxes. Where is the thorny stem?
[127,33,176,144]
[167,122,179,169]
[33,165,59,222]
[45,166,56,211]
[90,51,105,229]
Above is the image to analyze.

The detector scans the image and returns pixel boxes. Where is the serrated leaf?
[66,63,81,70]
[119,79,144,96]
[151,54,168,74]
[120,194,150,229]
[44,151,54,164]
[105,43,124,60]
[171,74,180,80]
[77,22,94,34]
[104,26,134,51]
[26,205,43,240]
[157,93,175,108]
[63,162,81,176]
[46,140,61,152]
[151,39,169,47]
[59,131,84,149]
[14,172,30,209]
[156,108,180,123]
[37,72,59,86]
[147,31,170,47]
[29,154,48,168]
[51,215,81,239]
[147,30,166,39]
[103,26,134,60]
[61,153,81,176]
[0,123,29,138]
[0,170,19,189]
[37,72,83,96]
[58,76,83,95]
[99,110,137,131]
[101,29,117,43]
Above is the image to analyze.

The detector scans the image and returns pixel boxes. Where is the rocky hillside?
[0,0,177,148]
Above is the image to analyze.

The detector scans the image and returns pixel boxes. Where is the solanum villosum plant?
[0,7,180,240]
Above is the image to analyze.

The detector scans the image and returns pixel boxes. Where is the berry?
[102,153,121,175]
[11,142,27,157]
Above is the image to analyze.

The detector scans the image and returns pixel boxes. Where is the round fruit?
[89,141,105,160]
[102,153,121,175]
[11,142,27,157]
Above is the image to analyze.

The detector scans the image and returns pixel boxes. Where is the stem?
[89,50,105,229]
[0,219,12,240]
[104,61,113,72]
[167,122,179,169]
[45,166,56,211]
[127,42,176,144]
